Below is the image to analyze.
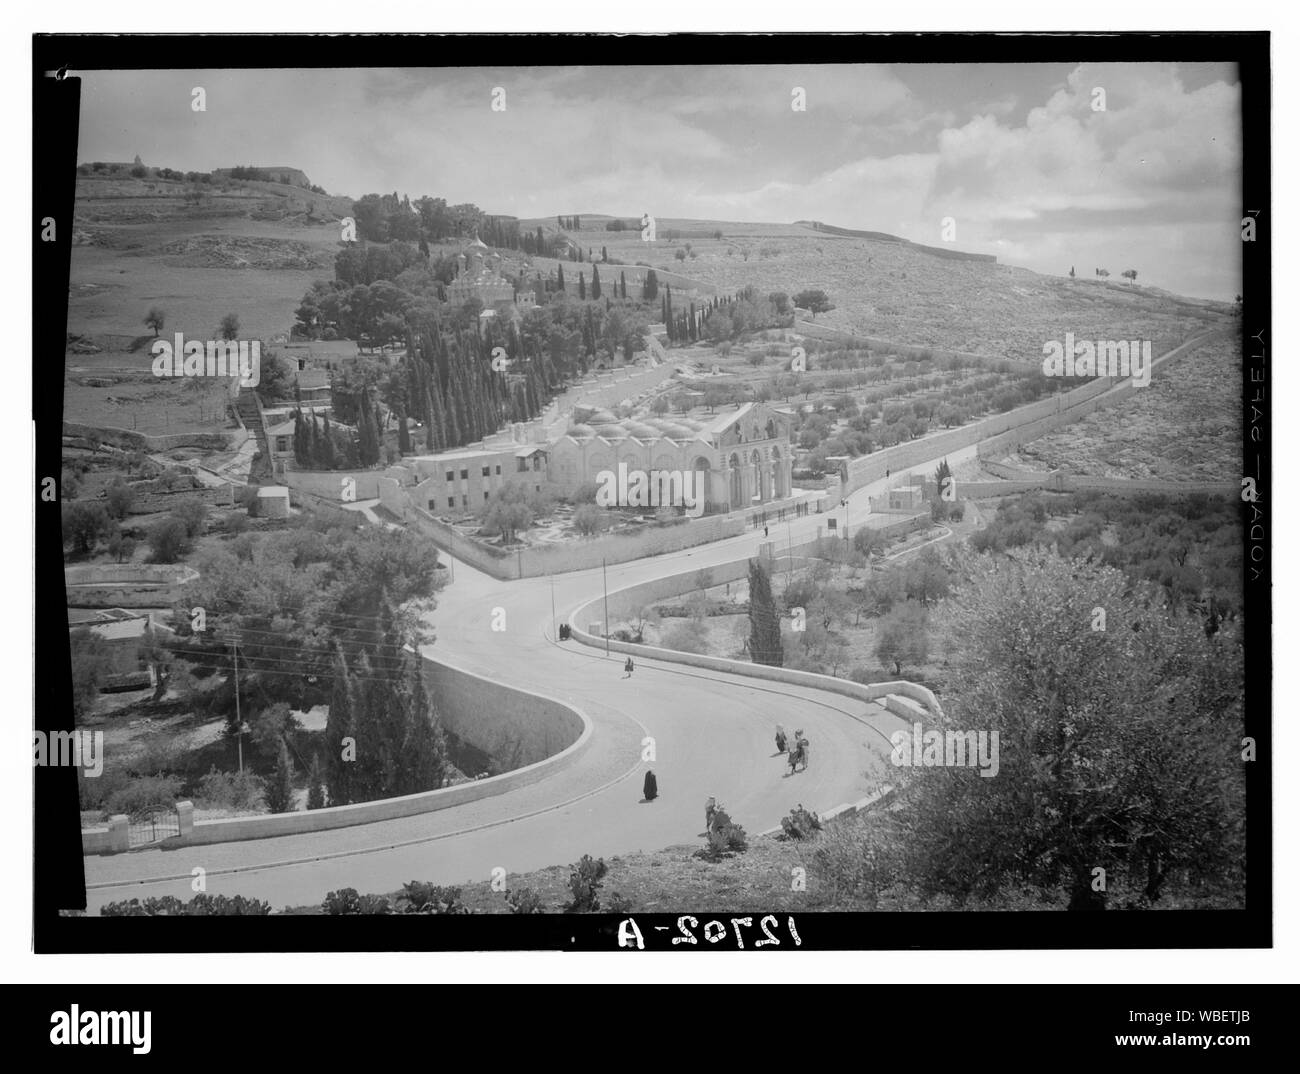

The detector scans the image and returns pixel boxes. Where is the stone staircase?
[234,387,272,482]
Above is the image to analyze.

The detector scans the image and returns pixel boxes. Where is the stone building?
[404,444,550,515]
[547,401,793,513]
[447,236,534,308]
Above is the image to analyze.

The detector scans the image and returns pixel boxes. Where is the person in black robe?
[642,770,658,802]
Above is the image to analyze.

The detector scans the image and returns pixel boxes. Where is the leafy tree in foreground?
[892,549,1245,911]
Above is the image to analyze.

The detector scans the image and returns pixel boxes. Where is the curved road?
[80,330,1218,911]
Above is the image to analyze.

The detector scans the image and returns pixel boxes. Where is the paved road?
[81,331,1216,911]
[80,469,929,911]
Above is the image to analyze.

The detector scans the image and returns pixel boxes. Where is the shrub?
[395,881,467,914]
[172,499,209,538]
[101,894,273,916]
[322,888,392,915]
[779,803,823,841]
[573,503,606,537]
[697,805,748,861]
[564,854,608,912]
[661,619,710,654]
[105,774,184,819]
[505,887,546,914]
[195,766,266,811]
[810,814,899,908]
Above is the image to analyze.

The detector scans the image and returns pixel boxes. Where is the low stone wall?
[283,467,385,501]
[64,563,200,608]
[793,322,1010,368]
[63,420,232,454]
[565,561,944,720]
[835,330,1222,501]
[396,502,750,581]
[962,462,1238,501]
[976,329,1223,461]
[82,655,593,854]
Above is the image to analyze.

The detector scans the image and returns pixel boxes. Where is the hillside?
[62,180,1234,440]
[518,214,1232,360]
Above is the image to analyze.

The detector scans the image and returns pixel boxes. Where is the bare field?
[1009,337,1243,481]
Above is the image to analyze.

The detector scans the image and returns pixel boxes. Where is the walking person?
[642,769,658,802]
[623,656,635,678]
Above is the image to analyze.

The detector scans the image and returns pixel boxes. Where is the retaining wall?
[399,502,749,581]
[82,654,592,853]
[565,559,944,720]
[420,653,585,772]
[64,564,199,608]
[836,329,1222,500]
[962,462,1237,501]
[63,420,232,454]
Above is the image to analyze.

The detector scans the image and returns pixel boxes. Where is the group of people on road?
[775,725,809,773]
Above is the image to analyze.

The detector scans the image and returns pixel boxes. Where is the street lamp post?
[602,558,611,656]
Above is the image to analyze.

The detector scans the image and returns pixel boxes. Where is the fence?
[127,809,179,848]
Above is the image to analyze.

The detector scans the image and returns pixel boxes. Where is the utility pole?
[550,573,557,637]
[602,558,610,656]
[227,629,246,774]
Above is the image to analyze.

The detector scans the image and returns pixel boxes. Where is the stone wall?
[565,556,945,719]
[64,563,200,608]
[82,656,593,854]
[63,421,232,454]
[420,653,586,772]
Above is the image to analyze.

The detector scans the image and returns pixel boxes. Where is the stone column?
[176,800,194,840]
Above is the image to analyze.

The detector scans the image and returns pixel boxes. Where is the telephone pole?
[225,628,246,774]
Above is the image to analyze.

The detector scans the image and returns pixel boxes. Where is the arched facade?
[545,402,794,514]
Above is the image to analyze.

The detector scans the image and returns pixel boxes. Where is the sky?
[77,62,1243,299]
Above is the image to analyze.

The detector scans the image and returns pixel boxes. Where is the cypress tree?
[307,753,326,809]
[266,738,295,814]
[398,410,411,455]
[620,271,627,300]
[579,272,586,300]
[748,558,784,667]
[557,264,566,292]
[399,660,448,794]
[591,264,601,300]
[325,648,354,805]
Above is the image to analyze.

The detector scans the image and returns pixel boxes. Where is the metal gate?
[128,809,180,848]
